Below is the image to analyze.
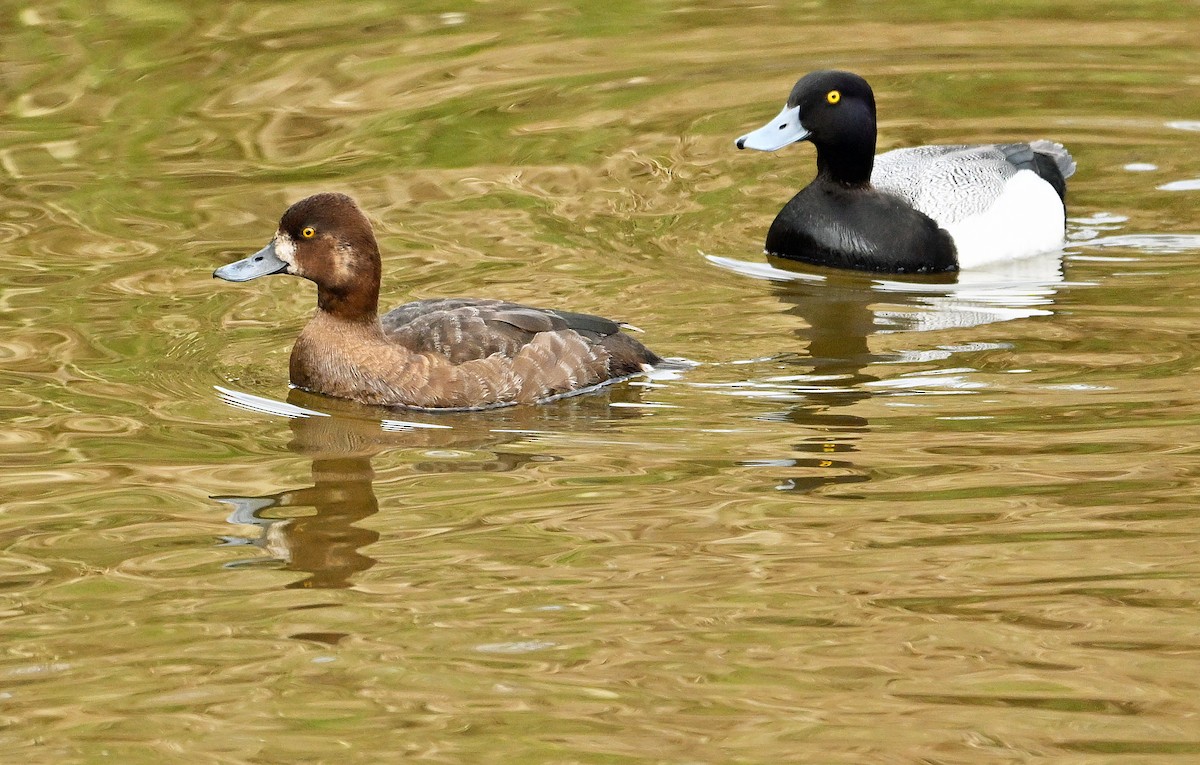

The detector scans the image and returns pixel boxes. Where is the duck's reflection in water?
[711,252,1069,493]
[213,384,652,588]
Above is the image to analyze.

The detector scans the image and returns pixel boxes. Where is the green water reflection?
[2,0,1200,761]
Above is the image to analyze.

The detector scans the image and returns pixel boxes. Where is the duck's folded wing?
[381,299,624,364]
[488,307,657,375]
[872,145,1021,226]
[873,142,1074,228]
[380,298,508,331]
[541,309,623,339]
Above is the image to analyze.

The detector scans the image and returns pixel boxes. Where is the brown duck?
[214,193,662,410]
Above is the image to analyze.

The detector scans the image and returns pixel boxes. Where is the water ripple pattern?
[1,1,1199,762]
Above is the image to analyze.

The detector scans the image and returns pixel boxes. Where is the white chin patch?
[274,233,299,274]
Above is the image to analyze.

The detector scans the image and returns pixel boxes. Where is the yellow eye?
[301,227,316,239]
[826,90,841,105]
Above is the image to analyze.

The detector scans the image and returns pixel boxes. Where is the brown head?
[214,193,383,321]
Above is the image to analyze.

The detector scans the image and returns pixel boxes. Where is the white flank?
[939,170,1066,268]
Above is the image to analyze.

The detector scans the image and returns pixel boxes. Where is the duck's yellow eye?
[301,227,316,239]
[826,90,841,105]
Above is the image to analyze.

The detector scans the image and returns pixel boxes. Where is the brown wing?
[376,298,661,405]
[381,299,537,363]
[381,298,657,363]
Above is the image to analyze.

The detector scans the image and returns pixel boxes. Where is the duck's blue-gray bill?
[736,104,810,151]
[213,242,288,282]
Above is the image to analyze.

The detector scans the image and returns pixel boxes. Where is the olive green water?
[3,1,1200,762]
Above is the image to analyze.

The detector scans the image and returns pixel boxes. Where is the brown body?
[216,193,661,410]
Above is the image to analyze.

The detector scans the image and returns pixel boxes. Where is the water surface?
[2,1,1200,761]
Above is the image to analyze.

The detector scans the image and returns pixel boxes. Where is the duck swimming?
[214,193,662,410]
[735,70,1076,273]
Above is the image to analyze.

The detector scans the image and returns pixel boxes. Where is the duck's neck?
[314,236,383,321]
[814,107,877,187]
[316,282,379,322]
[304,308,385,337]
[815,141,875,187]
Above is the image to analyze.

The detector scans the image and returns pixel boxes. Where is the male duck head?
[736,70,878,185]
[214,193,382,320]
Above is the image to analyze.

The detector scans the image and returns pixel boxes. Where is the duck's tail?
[1030,140,1076,180]
[1026,140,1076,201]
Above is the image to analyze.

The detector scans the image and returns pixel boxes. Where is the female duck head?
[736,70,878,185]
[214,193,382,320]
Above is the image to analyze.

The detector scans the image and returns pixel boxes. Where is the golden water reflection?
[709,250,1072,493]
[211,386,655,588]
[4,0,1200,760]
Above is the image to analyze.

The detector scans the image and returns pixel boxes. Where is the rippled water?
[3,1,1200,761]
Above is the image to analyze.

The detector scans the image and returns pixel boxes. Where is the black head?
[737,70,879,185]
[787,71,875,139]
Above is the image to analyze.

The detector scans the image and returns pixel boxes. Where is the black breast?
[765,182,958,273]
